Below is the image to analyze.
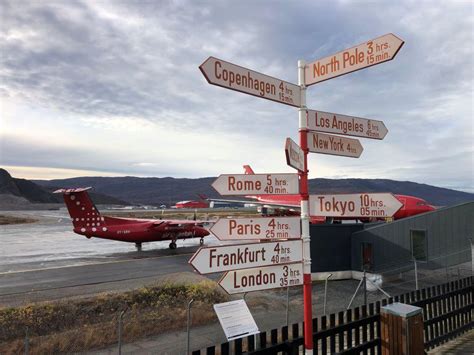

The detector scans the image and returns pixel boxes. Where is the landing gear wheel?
[200,238,204,246]
[135,242,142,252]
[169,242,177,249]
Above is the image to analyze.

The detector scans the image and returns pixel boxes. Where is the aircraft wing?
[207,197,300,209]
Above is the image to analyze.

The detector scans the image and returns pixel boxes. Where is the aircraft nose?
[197,226,210,237]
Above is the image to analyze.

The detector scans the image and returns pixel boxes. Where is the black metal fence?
[192,276,473,354]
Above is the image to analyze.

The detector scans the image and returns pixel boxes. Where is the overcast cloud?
[0,0,472,192]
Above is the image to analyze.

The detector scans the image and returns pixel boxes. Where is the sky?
[0,0,473,192]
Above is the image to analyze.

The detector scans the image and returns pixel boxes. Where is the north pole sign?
[305,33,404,86]
[307,132,363,158]
[212,173,299,196]
[285,138,305,172]
[200,57,301,107]
[306,109,388,140]
[211,217,301,241]
[219,263,303,294]
[189,240,302,274]
[309,193,403,218]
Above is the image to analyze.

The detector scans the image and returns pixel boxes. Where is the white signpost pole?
[298,59,313,354]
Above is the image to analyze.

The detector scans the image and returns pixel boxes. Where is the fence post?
[187,299,195,355]
[324,273,332,315]
[118,307,128,355]
[414,258,419,290]
[24,327,29,355]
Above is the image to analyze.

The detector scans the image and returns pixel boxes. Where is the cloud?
[0,0,472,192]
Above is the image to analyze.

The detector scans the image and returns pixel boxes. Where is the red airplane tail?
[243,165,255,175]
[54,187,104,231]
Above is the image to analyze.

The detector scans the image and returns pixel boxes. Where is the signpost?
[219,263,303,294]
[197,32,404,354]
[189,240,303,274]
[200,57,301,107]
[305,33,404,85]
[306,109,388,140]
[307,131,363,158]
[309,193,403,218]
[211,173,299,196]
[211,216,301,241]
[285,138,305,171]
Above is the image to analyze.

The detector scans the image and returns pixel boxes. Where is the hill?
[34,174,473,207]
[0,169,129,207]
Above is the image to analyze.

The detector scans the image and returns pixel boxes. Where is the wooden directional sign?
[189,240,303,274]
[305,33,404,86]
[309,193,403,218]
[211,217,301,241]
[200,57,301,107]
[306,109,388,140]
[307,132,363,158]
[285,138,305,172]
[212,173,299,196]
[219,263,303,294]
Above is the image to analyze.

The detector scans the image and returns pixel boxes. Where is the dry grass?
[0,215,37,225]
[0,280,228,354]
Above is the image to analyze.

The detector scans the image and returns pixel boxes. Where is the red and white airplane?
[55,187,210,250]
[210,165,436,223]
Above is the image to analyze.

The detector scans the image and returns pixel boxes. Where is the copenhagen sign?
[219,263,303,294]
[189,240,303,274]
[305,33,404,85]
[210,216,301,241]
[200,57,301,107]
[309,193,403,218]
[307,131,363,158]
[212,173,299,196]
[306,109,388,140]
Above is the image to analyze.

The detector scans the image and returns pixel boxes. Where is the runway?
[0,210,221,307]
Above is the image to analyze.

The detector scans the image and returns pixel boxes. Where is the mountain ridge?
[33,174,473,207]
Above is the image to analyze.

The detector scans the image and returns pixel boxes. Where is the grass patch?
[0,280,228,354]
[0,215,37,225]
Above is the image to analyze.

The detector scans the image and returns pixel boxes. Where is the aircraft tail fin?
[53,187,104,230]
[243,165,255,175]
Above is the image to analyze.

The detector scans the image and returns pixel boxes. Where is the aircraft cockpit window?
[416,201,427,206]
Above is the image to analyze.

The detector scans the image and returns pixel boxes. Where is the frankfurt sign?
[307,132,363,158]
[309,193,403,218]
[212,173,299,196]
[189,240,303,274]
[306,109,388,140]
[305,33,404,85]
[219,263,303,294]
[210,217,301,241]
[200,57,301,107]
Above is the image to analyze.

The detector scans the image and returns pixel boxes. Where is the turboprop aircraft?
[55,187,210,250]
[208,165,436,223]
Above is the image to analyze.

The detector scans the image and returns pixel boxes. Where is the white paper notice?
[213,300,260,341]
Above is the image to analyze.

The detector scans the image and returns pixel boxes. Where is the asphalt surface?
[0,210,222,307]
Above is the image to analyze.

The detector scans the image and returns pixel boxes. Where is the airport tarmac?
[0,210,221,307]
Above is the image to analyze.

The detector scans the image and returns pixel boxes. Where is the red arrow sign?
[210,217,301,241]
[212,173,299,196]
[219,263,303,294]
[305,33,404,86]
[200,57,301,107]
[307,132,363,158]
[309,193,403,218]
[306,109,388,140]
